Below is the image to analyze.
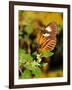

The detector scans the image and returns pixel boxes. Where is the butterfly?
[37,22,58,52]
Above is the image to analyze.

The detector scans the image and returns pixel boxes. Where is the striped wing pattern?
[40,35,56,51]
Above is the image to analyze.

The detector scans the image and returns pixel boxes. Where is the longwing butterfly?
[37,22,58,52]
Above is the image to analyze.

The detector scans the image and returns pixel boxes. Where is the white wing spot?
[45,26,52,32]
[43,33,50,37]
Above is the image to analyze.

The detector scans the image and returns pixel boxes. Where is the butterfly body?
[37,22,58,52]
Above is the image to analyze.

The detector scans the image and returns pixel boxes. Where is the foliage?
[20,70,32,79]
[19,48,54,79]
[41,51,54,58]
[32,67,42,78]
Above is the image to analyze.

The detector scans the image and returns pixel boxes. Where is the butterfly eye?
[43,33,50,37]
[45,26,52,32]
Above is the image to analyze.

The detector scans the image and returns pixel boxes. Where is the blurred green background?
[19,11,63,79]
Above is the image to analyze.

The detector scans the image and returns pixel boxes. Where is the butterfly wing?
[37,22,57,52]
[40,38,56,51]
[46,22,58,36]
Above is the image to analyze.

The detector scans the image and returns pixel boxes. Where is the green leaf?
[24,17,34,35]
[19,49,26,66]
[19,59,26,66]
[23,54,33,61]
[20,70,32,79]
[19,48,33,61]
[32,51,37,59]
[19,54,33,67]
[24,61,40,70]
[19,48,26,55]
[19,48,33,67]
[24,62,33,70]
[41,51,54,58]
[25,25,34,35]
[32,67,42,78]
[32,51,37,56]
[32,61,40,67]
